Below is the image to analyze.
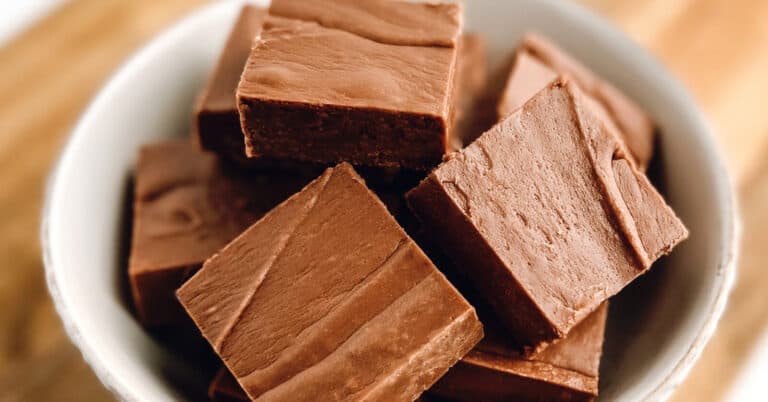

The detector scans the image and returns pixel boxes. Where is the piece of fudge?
[268,0,460,47]
[430,303,608,402]
[451,33,489,149]
[407,80,687,346]
[177,163,483,401]
[498,34,655,170]
[237,0,463,169]
[496,50,557,119]
[196,5,265,164]
[128,140,309,326]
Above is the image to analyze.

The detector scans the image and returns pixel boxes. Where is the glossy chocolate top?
[178,163,482,401]
[130,141,248,273]
[269,0,461,47]
[238,16,456,117]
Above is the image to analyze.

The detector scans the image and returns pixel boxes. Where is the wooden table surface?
[0,1,766,401]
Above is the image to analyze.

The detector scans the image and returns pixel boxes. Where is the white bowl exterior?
[42,0,738,401]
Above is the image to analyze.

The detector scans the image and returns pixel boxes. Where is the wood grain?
[0,0,765,401]
[0,1,207,401]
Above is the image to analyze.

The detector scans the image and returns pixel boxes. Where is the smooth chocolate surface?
[450,33,489,149]
[496,49,557,119]
[128,140,309,326]
[407,80,687,346]
[177,163,483,401]
[516,33,656,170]
[430,304,608,402]
[237,1,462,169]
[196,5,265,164]
[269,0,461,47]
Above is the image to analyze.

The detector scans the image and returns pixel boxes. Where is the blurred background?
[1,0,767,401]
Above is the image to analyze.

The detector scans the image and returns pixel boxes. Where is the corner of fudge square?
[236,0,463,170]
[176,162,483,401]
[406,78,688,347]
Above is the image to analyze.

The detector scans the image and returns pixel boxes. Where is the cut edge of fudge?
[435,352,598,402]
[449,32,490,150]
[195,5,265,163]
[407,79,687,346]
[177,162,483,401]
[429,303,608,402]
[196,5,265,114]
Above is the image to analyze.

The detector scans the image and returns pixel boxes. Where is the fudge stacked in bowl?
[127,1,688,401]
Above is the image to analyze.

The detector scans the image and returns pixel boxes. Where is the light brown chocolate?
[500,34,656,170]
[407,80,687,346]
[177,163,483,401]
[128,140,309,326]
[207,366,442,402]
[237,2,463,169]
[430,304,608,402]
[269,0,461,47]
[496,48,635,172]
[450,33,489,149]
[196,5,265,164]
[496,49,557,119]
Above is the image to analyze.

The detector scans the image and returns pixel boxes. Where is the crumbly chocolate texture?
[504,33,656,170]
[177,163,483,401]
[237,0,462,170]
[430,303,608,402]
[195,5,265,164]
[128,140,310,326]
[407,80,687,346]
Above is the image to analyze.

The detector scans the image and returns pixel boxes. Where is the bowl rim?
[40,0,740,401]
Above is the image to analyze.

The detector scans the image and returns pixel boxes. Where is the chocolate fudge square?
[128,140,309,326]
[195,5,265,164]
[177,163,483,401]
[407,80,687,346]
[430,303,608,402]
[237,0,462,169]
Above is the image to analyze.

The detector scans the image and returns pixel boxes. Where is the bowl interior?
[43,0,736,401]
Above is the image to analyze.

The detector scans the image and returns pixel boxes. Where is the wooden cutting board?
[0,0,765,401]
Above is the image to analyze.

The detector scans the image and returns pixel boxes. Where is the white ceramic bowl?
[42,0,739,400]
